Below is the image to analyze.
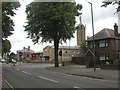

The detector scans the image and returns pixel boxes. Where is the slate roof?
[59,46,80,49]
[44,45,80,50]
[87,28,120,41]
[17,48,34,53]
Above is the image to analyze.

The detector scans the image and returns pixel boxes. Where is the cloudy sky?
[8,0,119,53]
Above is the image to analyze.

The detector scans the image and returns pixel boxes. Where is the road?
[2,63,118,89]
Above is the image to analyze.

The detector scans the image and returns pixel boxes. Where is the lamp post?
[85,0,96,71]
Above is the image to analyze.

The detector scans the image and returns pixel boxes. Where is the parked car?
[1,59,6,63]
[12,59,17,63]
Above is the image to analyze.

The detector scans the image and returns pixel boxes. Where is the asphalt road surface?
[2,63,118,89]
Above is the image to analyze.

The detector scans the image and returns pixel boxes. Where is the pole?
[90,3,96,72]
[85,0,96,71]
[62,48,64,66]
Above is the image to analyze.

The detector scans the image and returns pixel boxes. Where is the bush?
[100,60,109,65]
[113,59,120,65]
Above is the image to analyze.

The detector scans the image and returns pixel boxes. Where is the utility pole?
[85,0,96,71]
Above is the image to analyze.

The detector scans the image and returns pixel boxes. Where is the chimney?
[28,46,30,50]
[23,47,25,49]
[114,23,118,36]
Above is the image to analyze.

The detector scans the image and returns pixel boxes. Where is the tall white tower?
[77,16,86,46]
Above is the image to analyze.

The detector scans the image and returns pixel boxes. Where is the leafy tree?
[10,52,15,58]
[79,42,87,52]
[1,1,20,59]
[2,39,11,58]
[2,2,20,38]
[25,2,82,67]
[101,0,120,12]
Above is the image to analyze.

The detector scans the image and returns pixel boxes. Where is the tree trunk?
[2,53,3,59]
[54,38,59,67]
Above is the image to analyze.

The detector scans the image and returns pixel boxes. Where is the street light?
[85,0,96,71]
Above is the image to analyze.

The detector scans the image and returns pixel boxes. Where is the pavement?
[0,75,10,89]
[46,65,119,82]
[0,63,11,89]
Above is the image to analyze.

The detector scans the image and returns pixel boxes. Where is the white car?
[1,59,5,63]
[12,59,17,63]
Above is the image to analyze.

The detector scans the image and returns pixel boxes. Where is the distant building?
[17,46,34,60]
[77,16,86,46]
[32,50,43,60]
[43,45,84,63]
[86,23,120,67]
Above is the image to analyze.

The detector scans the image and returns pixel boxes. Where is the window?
[99,40,108,47]
[99,54,109,61]
[77,51,80,54]
[106,54,109,60]
[89,42,95,48]
[99,54,105,60]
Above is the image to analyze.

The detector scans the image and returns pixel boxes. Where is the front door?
[88,55,94,68]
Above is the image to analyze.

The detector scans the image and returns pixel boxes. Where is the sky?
[8,0,119,53]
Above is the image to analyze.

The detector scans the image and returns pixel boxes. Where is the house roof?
[43,45,53,50]
[33,50,43,54]
[85,50,94,55]
[59,46,80,49]
[44,45,80,50]
[87,28,120,41]
[17,48,34,53]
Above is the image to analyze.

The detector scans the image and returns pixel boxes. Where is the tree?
[2,2,20,38]
[2,39,11,59]
[25,2,82,67]
[1,2,20,59]
[10,52,15,59]
[79,42,87,52]
[101,0,120,12]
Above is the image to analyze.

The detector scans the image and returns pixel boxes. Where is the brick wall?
[87,38,119,63]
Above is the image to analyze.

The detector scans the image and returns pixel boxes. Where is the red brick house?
[17,46,34,60]
[32,50,43,60]
[86,23,120,67]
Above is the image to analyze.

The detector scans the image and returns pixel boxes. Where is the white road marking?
[22,71,32,75]
[73,86,86,90]
[37,76,58,83]
[73,86,79,88]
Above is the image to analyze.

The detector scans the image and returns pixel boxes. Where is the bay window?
[99,54,109,61]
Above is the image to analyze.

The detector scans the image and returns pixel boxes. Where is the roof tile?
[87,28,120,41]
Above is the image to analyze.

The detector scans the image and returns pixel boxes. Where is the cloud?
[78,0,117,24]
[75,0,118,37]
